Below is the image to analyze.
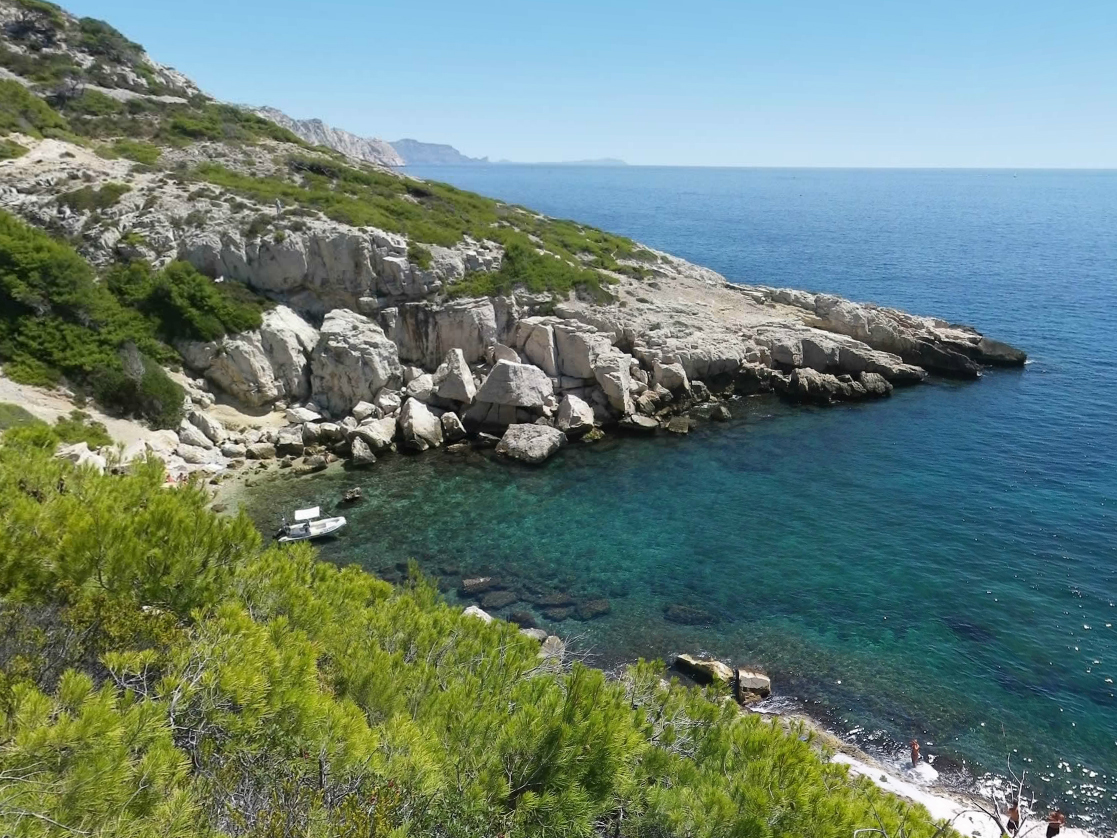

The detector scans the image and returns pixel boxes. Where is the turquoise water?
[241,168,1117,829]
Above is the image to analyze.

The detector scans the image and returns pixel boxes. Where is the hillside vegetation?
[0,433,955,838]
[0,0,657,301]
[0,210,267,427]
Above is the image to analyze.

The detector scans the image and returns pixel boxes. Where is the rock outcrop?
[310,309,402,415]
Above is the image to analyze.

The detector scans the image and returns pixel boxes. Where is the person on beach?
[909,739,920,767]
[1045,810,1065,837]
[1005,799,1021,834]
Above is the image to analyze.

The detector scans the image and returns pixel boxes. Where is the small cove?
[238,167,1117,830]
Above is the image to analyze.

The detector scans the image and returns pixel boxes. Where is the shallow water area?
[238,168,1117,830]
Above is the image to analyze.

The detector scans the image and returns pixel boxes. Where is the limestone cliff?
[246,106,404,168]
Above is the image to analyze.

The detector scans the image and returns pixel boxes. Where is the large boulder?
[386,298,498,368]
[56,442,107,472]
[276,427,305,456]
[518,320,559,377]
[674,654,734,686]
[735,668,772,700]
[556,394,595,434]
[188,410,226,444]
[593,350,634,414]
[258,305,319,401]
[440,411,467,442]
[495,424,566,464]
[175,443,223,466]
[181,331,280,407]
[352,416,397,451]
[398,398,443,451]
[652,360,690,392]
[178,419,214,450]
[476,360,553,408]
[350,436,377,466]
[310,309,403,415]
[433,348,477,403]
[553,323,614,379]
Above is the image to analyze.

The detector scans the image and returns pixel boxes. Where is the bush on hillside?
[0,78,69,136]
[0,443,956,838]
[58,181,131,212]
[0,211,273,427]
[107,259,266,343]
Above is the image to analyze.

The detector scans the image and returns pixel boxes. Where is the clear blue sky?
[62,0,1116,167]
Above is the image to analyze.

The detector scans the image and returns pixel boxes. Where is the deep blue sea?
[242,167,1117,829]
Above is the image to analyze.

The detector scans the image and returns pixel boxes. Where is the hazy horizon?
[61,0,1117,169]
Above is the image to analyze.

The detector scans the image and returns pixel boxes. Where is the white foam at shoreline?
[833,753,1101,838]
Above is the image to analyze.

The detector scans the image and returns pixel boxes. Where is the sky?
[60,0,1117,168]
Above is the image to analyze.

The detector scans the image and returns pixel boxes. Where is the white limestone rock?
[286,406,322,425]
[258,305,319,401]
[374,388,402,415]
[556,394,595,434]
[495,424,566,464]
[352,400,379,422]
[398,398,443,451]
[476,360,554,408]
[652,360,690,392]
[188,409,226,444]
[351,416,397,451]
[440,410,467,442]
[178,419,214,450]
[310,309,402,415]
[350,436,377,466]
[463,605,493,623]
[56,442,107,472]
[433,348,478,403]
[175,443,223,466]
[404,372,436,403]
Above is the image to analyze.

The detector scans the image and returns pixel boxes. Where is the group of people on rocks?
[909,740,1067,837]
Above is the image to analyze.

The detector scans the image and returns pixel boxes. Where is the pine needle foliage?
[0,440,960,838]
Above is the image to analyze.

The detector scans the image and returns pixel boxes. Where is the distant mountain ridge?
[247,107,622,167]
[247,106,403,167]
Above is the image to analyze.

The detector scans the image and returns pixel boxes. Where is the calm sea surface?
[242,167,1117,829]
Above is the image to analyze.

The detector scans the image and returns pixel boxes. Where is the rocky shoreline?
[3,133,1027,480]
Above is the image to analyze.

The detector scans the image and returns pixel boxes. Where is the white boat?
[276,506,347,543]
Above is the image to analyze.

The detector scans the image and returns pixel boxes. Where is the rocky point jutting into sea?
[3,133,1026,476]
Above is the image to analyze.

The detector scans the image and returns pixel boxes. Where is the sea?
[239,166,1117,830]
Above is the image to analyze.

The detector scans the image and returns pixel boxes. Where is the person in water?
[1005,799,1021,834]
[1046,810,1066,837]
[909,739,920,767]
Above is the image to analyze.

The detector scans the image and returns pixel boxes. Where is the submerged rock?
[664,603,718,626]
[481,590,519,609]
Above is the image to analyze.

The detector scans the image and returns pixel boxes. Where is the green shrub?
[52,408,112,448]
[0,212,227,427]
[58,181,131,212]
[65,88,123,117]
[0,402,38,430]
[0,446,957,838]
[90,353,184,429]
[110,138,161,164]
[108,259,264,343]
[76,17,144,65]
[407,240,432,269]
[0,138,28,159]
[0,79,69,137]
[450,238,616,302]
